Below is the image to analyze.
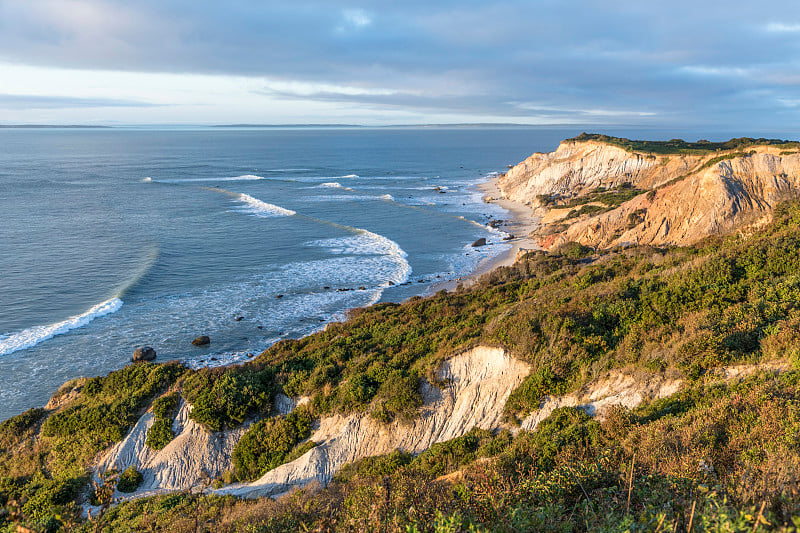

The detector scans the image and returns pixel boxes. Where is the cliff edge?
[497,134,800,249]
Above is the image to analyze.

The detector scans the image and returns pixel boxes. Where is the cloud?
[0,94,159,109]
[765,22,800,32]
[342,8,371,28]
[0,0,798,128]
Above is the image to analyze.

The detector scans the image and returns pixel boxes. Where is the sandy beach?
[430,174,541,292]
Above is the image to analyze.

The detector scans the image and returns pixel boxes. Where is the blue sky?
[0,0,799,128]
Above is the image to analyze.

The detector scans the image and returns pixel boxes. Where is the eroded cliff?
[497,137,800,249]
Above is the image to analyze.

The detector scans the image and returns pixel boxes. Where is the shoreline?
[429,174,541,293]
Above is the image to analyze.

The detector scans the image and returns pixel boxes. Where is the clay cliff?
[497,136,800,249]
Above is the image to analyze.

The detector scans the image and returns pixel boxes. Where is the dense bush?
[145,391,181,450]
[0,407,45,451]
[116,466,143,493]
[39,362,186,481]
[231,406,313,481]
[183,367,274,431]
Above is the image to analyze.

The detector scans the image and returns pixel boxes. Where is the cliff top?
[568,132,800,155]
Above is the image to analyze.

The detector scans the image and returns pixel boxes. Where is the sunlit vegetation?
[570,132,800,155]
[145,391,181,451]
[75,371,800,531]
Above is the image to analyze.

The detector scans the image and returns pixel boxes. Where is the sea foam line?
[0,297,123,357]
[234,193,296,217]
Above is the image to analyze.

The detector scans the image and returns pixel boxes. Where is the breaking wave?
[0,298,123,357]
[233,193,297,217]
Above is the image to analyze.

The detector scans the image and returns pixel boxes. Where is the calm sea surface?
[0,126,577,420]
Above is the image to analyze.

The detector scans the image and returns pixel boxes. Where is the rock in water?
[471,238,487,247]
[132,346,156,362]
[192,335,211,346]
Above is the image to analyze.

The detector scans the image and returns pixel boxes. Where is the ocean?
[0,126,574,420]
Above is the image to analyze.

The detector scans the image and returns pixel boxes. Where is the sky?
[0,0,799,129]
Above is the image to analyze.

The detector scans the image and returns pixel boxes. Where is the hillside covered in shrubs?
[4,200,800,531]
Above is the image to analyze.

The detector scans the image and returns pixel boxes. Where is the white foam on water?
[306,229,412,286]
[379,194,394,201]
[186,350,262,370]
[0,297,123,356]
[319,182,343,188]
[305,194,380,202]
[233,193,296,217]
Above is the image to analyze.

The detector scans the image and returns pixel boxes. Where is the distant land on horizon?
[0,122,575,129]
[0,124,113,129]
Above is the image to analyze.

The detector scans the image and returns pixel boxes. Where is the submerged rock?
[132,346,156,362]
[191,336,211,347]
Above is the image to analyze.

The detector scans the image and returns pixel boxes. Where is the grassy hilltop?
[4,195,800,530]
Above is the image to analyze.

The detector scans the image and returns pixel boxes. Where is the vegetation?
[0,363,184,531]
[569,132,800,155]
[561,182,645,209]
[145,391,181,450]
[231,406,314,481]
[7,198,800,530]
[67,371,800,531]
[116,466,143,493]
[538,182,647,216]
[182,366,274,431]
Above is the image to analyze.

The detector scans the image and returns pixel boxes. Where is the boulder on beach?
[471,238,487,247]
[192,335,211,346]
[132,346,156,362]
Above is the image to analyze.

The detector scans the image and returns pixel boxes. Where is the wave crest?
[307,229,411,286]
[234,193,296,217]
[0,297,123,356]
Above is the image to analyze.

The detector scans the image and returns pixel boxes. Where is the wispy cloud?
[765,22,800,32]
[0,94,159,109]
[342,8,371,28]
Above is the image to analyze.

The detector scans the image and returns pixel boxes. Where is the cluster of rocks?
[131,334,213,362]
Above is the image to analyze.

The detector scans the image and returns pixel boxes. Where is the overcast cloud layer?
[0,0,799,128]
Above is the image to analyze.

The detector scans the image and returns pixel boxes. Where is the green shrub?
[412,428,507,477]
[0,408,45,451]
[40,362,186,459]
[183,367,274,431]
[145,391,181,450]
[232,406,313,481]
[551,241,593,259]
[504,367,569,422]
[334,449,414,483]
[504,407,600,471]
[117,466,143,493]
[369,372,423,423]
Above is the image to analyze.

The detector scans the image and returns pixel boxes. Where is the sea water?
[0,126,573,420]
